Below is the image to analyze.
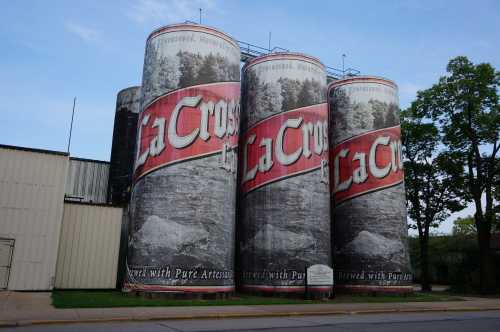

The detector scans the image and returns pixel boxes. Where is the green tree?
[412,56,499,294]
[402,108,464,291]
[197,53,218,84]
[452,215,477,236]
[297,79,314,108]
[241,69,260,126]
[177,51,202,88]
[370,99,386,129]
[278,77,300,111]
[385,103,400,127]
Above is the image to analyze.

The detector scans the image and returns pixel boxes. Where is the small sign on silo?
[306,264,333,298]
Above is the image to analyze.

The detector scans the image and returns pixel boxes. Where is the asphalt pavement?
[2,311,500,332]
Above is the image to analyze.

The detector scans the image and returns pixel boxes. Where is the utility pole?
[67,97,76,154]
[342,54,346,78]
[268,31,272,53]
[199,8,202,24]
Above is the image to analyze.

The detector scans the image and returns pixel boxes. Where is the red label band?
[330,125,404,204]
[240,104,329,194]
[134,82,240,181]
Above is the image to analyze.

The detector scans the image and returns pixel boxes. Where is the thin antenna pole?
[268,32,272,52]
[342,54,346,78]
[199,8,202,24]
[67,97,76,154]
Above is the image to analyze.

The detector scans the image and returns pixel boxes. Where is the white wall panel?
[55,203,122,289]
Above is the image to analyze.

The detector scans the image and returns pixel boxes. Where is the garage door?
[0,239,14,289]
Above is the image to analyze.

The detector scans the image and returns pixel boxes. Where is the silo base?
[122,283,235,300]
[125,290,234,300]
[334,284,414,295]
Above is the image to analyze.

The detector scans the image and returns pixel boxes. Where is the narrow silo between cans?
[125,24,241,296]
[328,76,412,294]
[239,53,332,295]
[107,86,141,289]
[108,86,141,206]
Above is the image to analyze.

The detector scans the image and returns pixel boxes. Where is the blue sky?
[1,0,498,232]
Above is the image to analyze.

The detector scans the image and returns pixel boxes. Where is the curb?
[2,306,500,327]
[0,321,18,328]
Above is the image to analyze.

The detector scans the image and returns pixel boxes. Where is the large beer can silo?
[124,24,241,295]
[239,53,332,295]
[107,86,141,206]
[328,76,412,294]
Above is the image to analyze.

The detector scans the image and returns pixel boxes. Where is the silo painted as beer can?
[239,53,332,294]
[124,24,241,294]
[328,76,412,293]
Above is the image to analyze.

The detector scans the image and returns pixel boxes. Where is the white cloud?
[65,21,100,42]
[127,0,216,25]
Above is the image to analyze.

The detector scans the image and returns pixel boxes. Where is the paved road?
[4,310,500,331]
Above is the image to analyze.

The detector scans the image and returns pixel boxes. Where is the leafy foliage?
[452,216,477,235]
[409,56,499,294]
[402,107,465,291]
[408,235,483,293]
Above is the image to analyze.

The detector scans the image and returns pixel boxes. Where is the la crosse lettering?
[240,104,329,194]
[331,125,403,204]
[134,82,240,181]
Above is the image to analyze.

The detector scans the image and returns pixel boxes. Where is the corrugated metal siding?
[55,203,122,289]
[65,158,109,204]
[0,147,68,290]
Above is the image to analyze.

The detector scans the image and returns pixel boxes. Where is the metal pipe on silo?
[238,53,332,296]
[124,23,241,296]
[328,76,413,294]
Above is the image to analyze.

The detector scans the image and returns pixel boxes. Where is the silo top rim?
[244,52,325,72]
[328,76,397,90]
[117,86,141,95]
[147,23,239,49]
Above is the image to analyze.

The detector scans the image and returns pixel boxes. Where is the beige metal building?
[0,145,69,290]
[0,145,123,290]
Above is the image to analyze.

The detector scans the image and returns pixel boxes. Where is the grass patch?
[52,291,317,308]
[447,288,500,298]
[52,290,462,309]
